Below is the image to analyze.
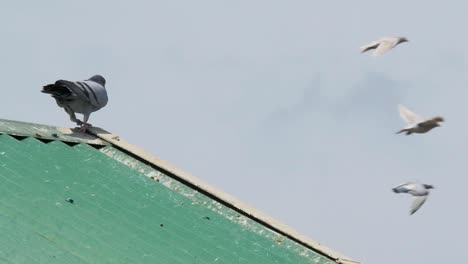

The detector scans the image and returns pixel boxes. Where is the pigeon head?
[432,116,444,125]
[398,37,409,44]
[88,75,106,87]
[423,184,435,189]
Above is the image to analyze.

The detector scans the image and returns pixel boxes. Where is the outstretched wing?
[398,105,424,126]
[393,182,417,193]
[410,195,428,215]
[360,40,380,53]
[372,40,394,57]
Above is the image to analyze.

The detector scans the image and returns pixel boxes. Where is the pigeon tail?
[396,129,411,135]
[41,84,72,98]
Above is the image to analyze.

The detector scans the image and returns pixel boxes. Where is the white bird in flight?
[360,37,408,57]
[396,105,444,135]
[393,182,434,215]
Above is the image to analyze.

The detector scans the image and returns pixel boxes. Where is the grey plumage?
[393,182,434,215]
[42,75,108,131]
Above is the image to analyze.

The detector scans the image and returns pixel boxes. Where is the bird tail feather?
[41,83,72,98]
[396,129,412,135]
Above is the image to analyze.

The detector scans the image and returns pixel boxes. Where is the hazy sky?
[2,1,468,263]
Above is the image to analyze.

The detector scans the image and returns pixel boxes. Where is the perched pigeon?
[360,37,408,57]
[42,75,108,132]
[396,105,444,135]
[393,182,434,215]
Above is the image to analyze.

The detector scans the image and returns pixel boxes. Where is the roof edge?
[0,119,108,145]
[88,126,360,264]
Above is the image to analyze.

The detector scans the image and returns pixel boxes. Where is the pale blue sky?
[2,1,467,263]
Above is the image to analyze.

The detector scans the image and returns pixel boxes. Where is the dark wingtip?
[392,188,398,193]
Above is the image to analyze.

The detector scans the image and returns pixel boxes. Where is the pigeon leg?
[79,113,92,132]
[79,125,90,132]
[65,107,83,126]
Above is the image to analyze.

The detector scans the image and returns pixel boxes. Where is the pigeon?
[42,75,108,132]
[392,182,434,215]
[396,104,444,135]
[360,37,408,57]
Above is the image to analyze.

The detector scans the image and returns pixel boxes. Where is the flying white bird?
[396,105,444,135]
[360,37,408,57]
[393,182,434,215]
[42,75,108,132]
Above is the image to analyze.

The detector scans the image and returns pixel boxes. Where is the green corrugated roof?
[0,119,359,264]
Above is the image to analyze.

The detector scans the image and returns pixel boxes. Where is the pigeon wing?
[78,80,108,109]
[55,80,108,110]
[399,105,424,126]
[393,182,417,193]
[54,80,92,103]
[360,41,380,53]
[372,40,394,57]
[410,195,428,215]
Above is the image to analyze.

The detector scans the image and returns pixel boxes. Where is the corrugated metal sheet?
[0,119,108,146]
[0,119,359,264]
